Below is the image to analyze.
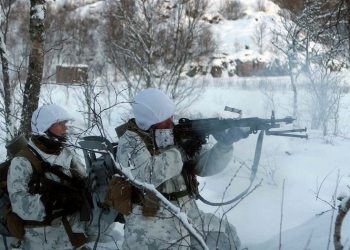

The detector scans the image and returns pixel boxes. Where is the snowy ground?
[1,78,349,250]
[188,79,350,250]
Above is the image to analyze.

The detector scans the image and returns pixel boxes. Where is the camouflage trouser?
[21,225,76,250]
[20,211,114,250]
[189,212,241,250]
[122,199,241,250]
[123,205,191,250]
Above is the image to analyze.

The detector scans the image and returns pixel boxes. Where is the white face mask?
[155,129,174,148]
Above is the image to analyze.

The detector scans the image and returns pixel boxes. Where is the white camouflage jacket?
[7,139,112,250]
[116,126,241,250]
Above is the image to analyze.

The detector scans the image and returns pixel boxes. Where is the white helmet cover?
[132,88,176,131]
[31,104,73,135]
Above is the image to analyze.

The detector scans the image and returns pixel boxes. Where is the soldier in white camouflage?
[117,88,248,250]
[7,104,115,250]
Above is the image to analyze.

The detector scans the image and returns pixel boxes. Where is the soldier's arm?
[195,142,233,177]
[7,156,46,221]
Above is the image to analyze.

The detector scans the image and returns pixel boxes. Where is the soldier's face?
[154,116,173,129]
[49,121,68,137]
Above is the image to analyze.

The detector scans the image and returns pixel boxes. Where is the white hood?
[132,88,176,130]
[31,104,73,135]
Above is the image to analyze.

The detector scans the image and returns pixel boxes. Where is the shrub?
[218,0,246,20]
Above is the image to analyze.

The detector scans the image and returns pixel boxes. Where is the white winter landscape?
[1,0,350,249]
[3,77,350,250]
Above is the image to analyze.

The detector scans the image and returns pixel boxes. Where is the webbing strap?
[44,165,75,183]
[19,145,74,179]
[16,145,43,173]
[62,216,87,250]
[161,190,188,201]
[198,130,264,206]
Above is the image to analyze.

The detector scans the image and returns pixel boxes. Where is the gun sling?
[197,130,264,206]
[62,216,88,250]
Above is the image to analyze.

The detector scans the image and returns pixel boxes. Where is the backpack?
[0,136,90,250]
[0,143,43,240]
[0,158,13,237]
[78,136,148,218]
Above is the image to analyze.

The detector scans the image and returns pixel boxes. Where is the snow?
[2,80,349,250]
[2,0,350,249]
[31,5,45,20]
[181,84,350,250]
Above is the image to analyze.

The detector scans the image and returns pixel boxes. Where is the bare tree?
[271,0,346,130]
[274,0,350,61]
[43,3,71,79]
[20,0,46,138]
[218,0,245,20]
[0,1,14,142]
[334,195,350,250]
[309,169,345,250]
[299,0,347,135]
[252,18,268,54]
[305,65,344,135]
[345,0,350,59]
[256,0,266,12]
[271,9,305,123]
[0,0,32,143]
[272,0,305,15]
[102,0,216,102]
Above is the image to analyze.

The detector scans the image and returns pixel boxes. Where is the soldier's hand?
[179,139,202,162]
[213,127,250,145]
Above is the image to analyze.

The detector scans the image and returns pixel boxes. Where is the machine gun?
[173,106,307,145]
[174,107,307,206]
[78,108,308,208]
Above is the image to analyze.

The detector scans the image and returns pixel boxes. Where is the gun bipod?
[265,128,308,139]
